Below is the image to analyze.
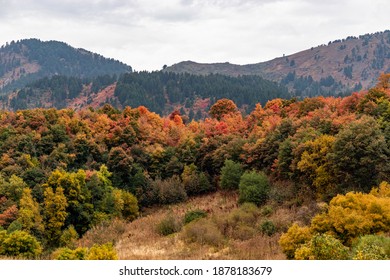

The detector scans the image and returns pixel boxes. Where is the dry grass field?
[108,191,310,260]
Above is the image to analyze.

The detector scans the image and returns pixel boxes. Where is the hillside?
[2,31,390,114]
[166,30,390,96]
[0,76,389,260]
[0,39,132,92]
[1,72,289,116]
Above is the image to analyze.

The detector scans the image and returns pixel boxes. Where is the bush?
[78,218,127,248]
[53,243,118,260]
[121,191,139,221]
[261,206,273,217]
[86,243,118,260]
[310,183,390,245]
[352,235,390,260]
[231,224,256,240]
[279,223,312,259]
[182,219,224,247]
[156,213,182,236]
[220,159,243,190]
[239,171,270,206]
[59,225,79,249]
[294,234,349,260]
[260,220,276,236]
[153,176,187,205]
[0,230,42,259]
[184,209,207,225]
[53,247,88,260]
[182,164,213,195]
[215,203,259,238]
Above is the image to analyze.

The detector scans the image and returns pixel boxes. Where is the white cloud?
[0,0,389,71]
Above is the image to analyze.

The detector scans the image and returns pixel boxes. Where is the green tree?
[0,230,42,259]
[59,225,79,248]
[238,171,270,206]
[181,164,213,195]
[0,175,27,204]
[121,190,139,221]
[44,169,92,234]
[17,188,44,235]
[86,165,114,213]
[111,188,139,221]
[330,116,389,191]
[44,187,68,246]
[107,147,133,191]
[220,159,243,190]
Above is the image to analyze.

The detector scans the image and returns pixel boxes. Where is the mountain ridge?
[0,38,132,92]
[165,30,390,95]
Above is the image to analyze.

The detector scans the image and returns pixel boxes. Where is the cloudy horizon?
[1,0,389,71]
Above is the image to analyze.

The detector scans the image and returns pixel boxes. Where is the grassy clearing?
[113,190,316,260]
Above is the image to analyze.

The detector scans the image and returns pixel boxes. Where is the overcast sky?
[1,0,389,71]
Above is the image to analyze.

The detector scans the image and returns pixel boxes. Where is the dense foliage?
[0,74,389,259]
[2,70,290,115]
[279,181,390,260]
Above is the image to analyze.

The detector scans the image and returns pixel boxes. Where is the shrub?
[220,159,243,190]
[260,220,276,236]
[294,234,349,260]
[239,171,270,206]
[184,209,207,225]
[182,164,213,195]
[121,190,139,221]
[182,219,224,247]
[59,225,79,249]
[229,204,259,225]
[352,235,390,260]
[261,206,273,217]
[78,218,127,248]
[231,224,257,240]
[197,172,213,194]
[53,247,88,260]
[310,183,390,245]
[153,176,187,205]
[86,243,118,260]
[156,213,182,236]
[279,223,312,259]
[0,230,42,259]
[214,203,259,238]
[53,243,117,260]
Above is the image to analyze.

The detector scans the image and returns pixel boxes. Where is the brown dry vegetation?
[111,190,318,260]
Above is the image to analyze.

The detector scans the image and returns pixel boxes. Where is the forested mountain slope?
[166,30,390,97]
[0,39,131,92]
[0,71,290,117]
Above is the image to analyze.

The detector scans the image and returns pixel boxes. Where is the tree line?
[0,74,389,259]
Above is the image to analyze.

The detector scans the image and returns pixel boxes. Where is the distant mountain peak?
[0,38,132,92]
[165,30,390,95]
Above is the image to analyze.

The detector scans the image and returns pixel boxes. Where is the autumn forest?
[0,72,390,260]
